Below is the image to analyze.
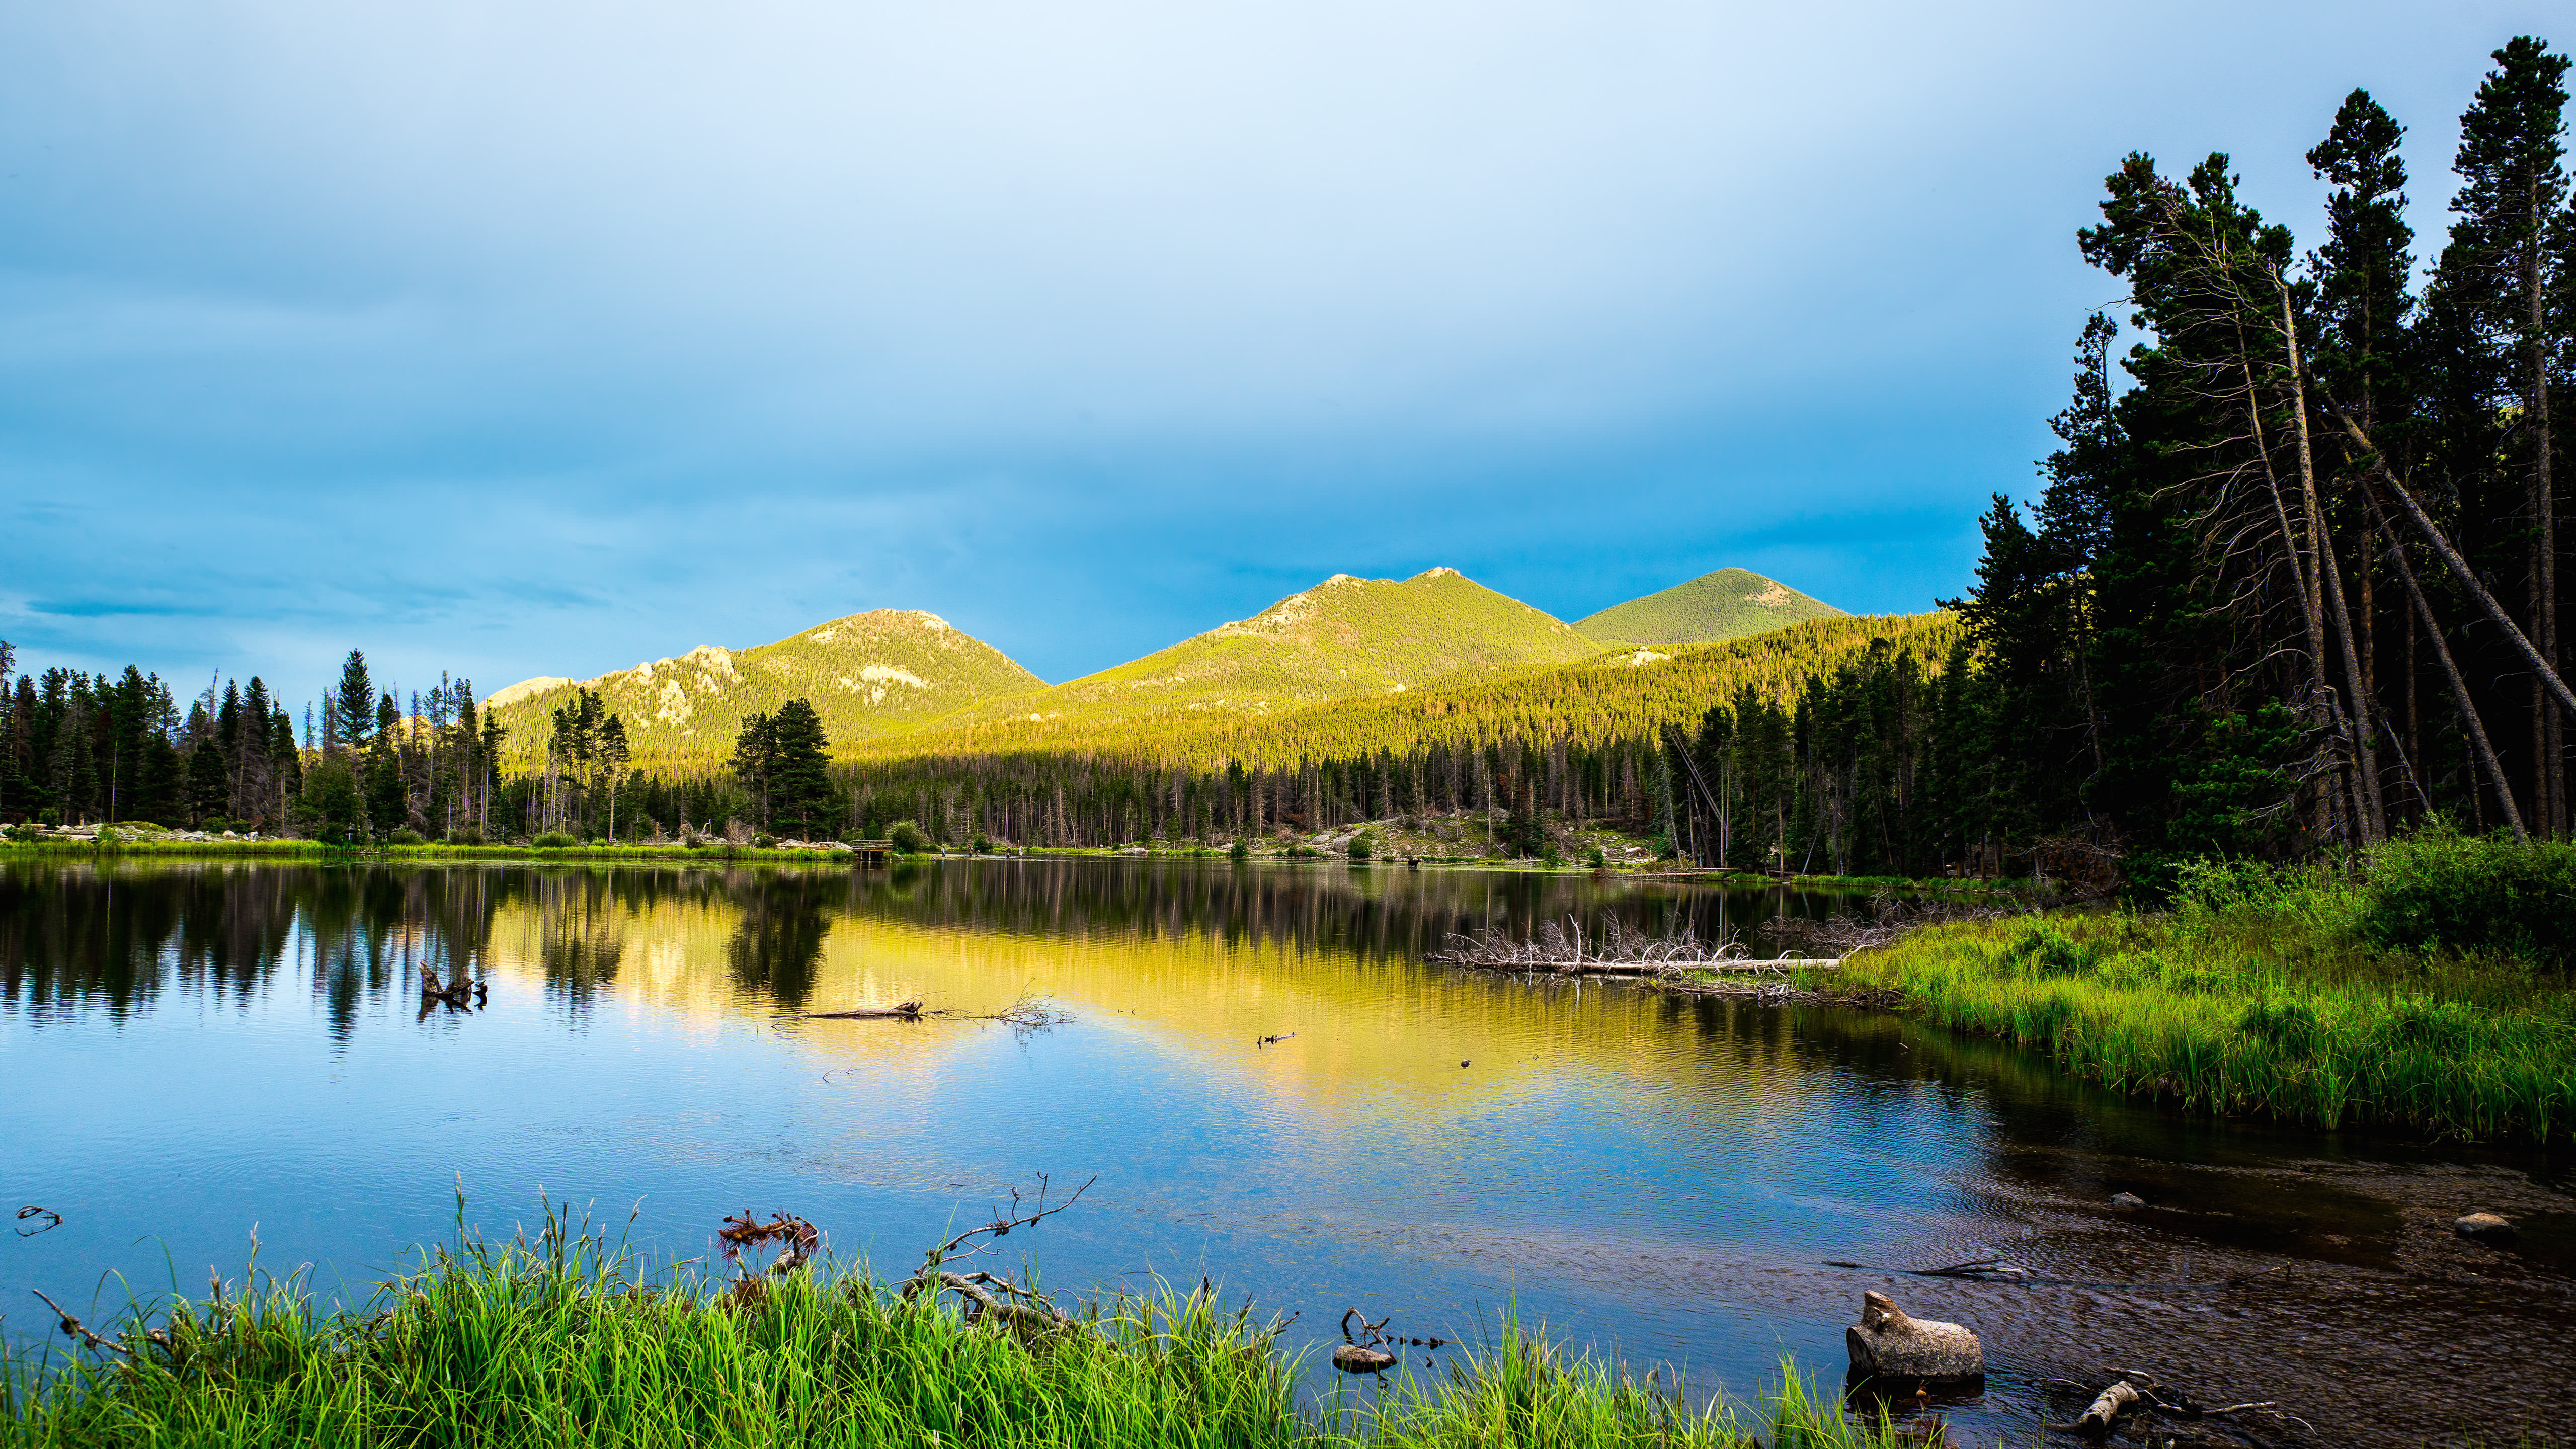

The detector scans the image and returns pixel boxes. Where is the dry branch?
[785,991,1069,1030]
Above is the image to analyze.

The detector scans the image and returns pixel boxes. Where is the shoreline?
[0,1222,1918,1449]
[0,834,2017,893]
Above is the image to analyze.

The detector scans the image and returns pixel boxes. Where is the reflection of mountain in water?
[0,858,1865,1040]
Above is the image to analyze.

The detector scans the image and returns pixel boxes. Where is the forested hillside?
[1576,568,1844,644]
[829,612,1955,849]
[924,568,1601,736]
[482,611,1044,772]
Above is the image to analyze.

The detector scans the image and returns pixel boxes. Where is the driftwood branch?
[784,991,1068,1030]
[16,1205,62,1237]
[925,1173,1096,1265]
[29,1289,130,1358]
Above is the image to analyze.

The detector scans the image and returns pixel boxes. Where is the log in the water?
[799,1000,924,1020]
[1510,958,1839,975]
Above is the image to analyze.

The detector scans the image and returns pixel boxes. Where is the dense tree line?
[1913,38,2576,878]
[0,642,500,842]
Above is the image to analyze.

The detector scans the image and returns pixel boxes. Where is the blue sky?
[1,1,2564,703]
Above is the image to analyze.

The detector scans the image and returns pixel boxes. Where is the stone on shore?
[1845,1291,1982,1381]
[2454,1211,2516,1240]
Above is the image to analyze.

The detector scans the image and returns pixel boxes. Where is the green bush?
[1229,839,1251,861]
[2359,824,2576,970]
[1345,833,1374,861]
[887,820,929,855]
[531,831,579,849]
[753,833,777,849]
[970,833,994,854]
[386,827,425,846]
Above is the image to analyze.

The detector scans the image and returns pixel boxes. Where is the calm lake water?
[4,857,2570,1444]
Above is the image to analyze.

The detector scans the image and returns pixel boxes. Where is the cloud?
[0,0,2563,698]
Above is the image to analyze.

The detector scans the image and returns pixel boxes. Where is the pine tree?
[333,652,376,750]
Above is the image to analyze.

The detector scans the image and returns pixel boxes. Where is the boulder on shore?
[1845,1291,1982,1382]
[2454,1211,2516,1241]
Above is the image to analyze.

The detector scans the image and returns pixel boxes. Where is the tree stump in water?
[1846,1291,1982,1381]
[1331,1343,1397,1374]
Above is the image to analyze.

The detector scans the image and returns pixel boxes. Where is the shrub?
[449,830,484,846]
[1588,845,1608,869]
[1229,839,1251,862]
[531,831,579,849]
[971,833,993,854]
[2360,823,2576,971]
[386,827,425,846]
[1345,833,1374,861]
[887,820,929,855]
[753,833,777,849]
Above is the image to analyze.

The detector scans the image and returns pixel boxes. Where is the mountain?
[484,611,1044,769]
[847,610,1961,771]
[932,568,1602,732]
[1575,568,1845,646]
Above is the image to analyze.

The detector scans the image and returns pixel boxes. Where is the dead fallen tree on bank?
[897,1174,1097,1335]
[1430,916,1836,977]
[1764,892,2027,957]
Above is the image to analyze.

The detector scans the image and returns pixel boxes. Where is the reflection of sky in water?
[8,858,2570,1442]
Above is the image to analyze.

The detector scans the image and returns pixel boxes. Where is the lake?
[3,856,2570,1443]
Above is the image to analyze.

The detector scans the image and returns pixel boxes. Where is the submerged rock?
[2454,1212,2516,1241]
[1845,1291,1982,1382]
[2110,1191,2146,1209]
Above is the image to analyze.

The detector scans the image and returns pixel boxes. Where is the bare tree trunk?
[2278,281,2384,841]
[2527,220,2559,836]
[2365,480,2527,841]
[2336,412,2576,721]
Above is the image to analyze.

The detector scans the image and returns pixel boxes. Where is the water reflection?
[4,857,2569,1446]
[0,857,1852,1030]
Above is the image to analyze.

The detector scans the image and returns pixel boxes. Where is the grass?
[1836,834,2576,1141]
[2,1218,1918,1449]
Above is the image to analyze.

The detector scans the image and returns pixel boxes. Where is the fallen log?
[799,1000,924,1020]
[2076,1379,2139,1434]
[1501,957,1839,976]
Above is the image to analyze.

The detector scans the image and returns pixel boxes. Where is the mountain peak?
[1576,568,1845,646]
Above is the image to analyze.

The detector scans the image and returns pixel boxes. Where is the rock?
[2110,1192,2146,1209]
[2454,1211,2516,1240]
[1845,1291,1982,1382]
[1331,1343,1396,1374]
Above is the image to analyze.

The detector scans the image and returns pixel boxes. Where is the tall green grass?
[2,1218,1918,1449]
[1840,837,2576,1141]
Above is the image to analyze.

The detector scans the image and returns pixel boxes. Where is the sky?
[2,0,2567,705]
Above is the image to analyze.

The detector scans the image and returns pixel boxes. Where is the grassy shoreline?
[0,834,2010,890]
[3,1224,1915,1449]
[1833,837,2576,1143]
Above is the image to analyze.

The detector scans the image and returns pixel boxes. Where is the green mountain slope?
[485,611,1044,769]
[849,611,1961,770]
[1575,568,1844,645]
[934,568,1600,733]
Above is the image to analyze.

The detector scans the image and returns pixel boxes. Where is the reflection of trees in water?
[529,872,627,1006]
[4,858,1869,1033]
[725,872,832,1010]
[833,859,1869,965]
[2,861,519,1040]
[3,861,301,1021]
